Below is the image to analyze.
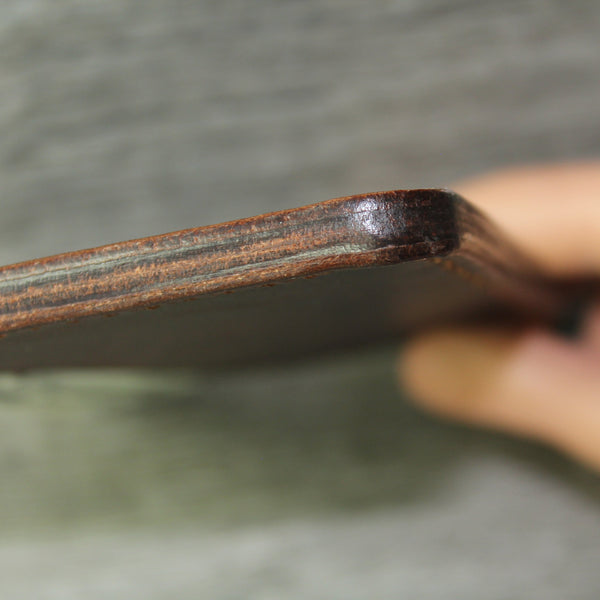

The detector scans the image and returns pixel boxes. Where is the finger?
[399,328,600,470]
[454,161,600,276]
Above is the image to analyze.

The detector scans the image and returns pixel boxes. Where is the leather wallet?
[0,189,582,370]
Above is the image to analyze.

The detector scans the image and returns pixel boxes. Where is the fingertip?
[399,326,600,471]
[398,327,518,420]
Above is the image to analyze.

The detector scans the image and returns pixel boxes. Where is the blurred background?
[1,1,599,598]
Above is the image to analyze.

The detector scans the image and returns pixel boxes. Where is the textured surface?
[1,1,600,598]
[0,190,461,335]
[0,190,571,369]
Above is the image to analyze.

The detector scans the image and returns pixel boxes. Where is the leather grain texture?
[0,190,571,369]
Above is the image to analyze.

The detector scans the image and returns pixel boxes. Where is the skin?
[398,160,600,470]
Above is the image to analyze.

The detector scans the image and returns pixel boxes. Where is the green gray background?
[1,1,599,597]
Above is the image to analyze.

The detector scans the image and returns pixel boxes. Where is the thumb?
[399,327,600,469]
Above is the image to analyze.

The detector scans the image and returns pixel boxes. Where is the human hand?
[398,161,600,469]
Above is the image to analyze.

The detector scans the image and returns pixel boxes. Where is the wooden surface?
[1,2,600,599]
[0,190,571,369]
